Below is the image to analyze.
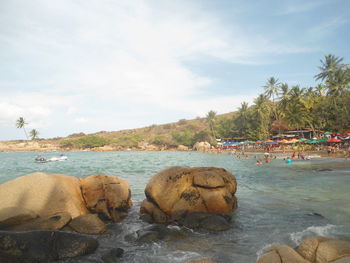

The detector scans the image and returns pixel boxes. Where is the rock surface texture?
[0,172,132,234]
[0,230,98,262]
[140,166,237,225]
[257,236,350,263]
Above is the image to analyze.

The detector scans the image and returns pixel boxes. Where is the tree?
[235,102,250,137]
[315,54,347,84]
[206,110,217,139]
[29,129,39,140]
[263,77,280,103]
[16,117,29,140]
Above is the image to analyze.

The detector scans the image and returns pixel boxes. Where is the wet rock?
[199,215,231,231]
[80,174,132,221]
[140,166,237,225]
[101,248,124,263]
[68,214,106,235]
[316,168,333,172]
[8,212,71,231]
[0,230,98,262]
[136,225,187,243]
[186,257,214,263]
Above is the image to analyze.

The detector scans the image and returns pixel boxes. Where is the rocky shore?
[0,167,349,262]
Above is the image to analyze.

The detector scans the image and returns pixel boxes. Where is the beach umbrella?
[265,140,273,143]
[306,140,317,144]
[327,138,342,143]
[299,138,308,142]
[323,132,332,135]
[279,139,289,143]
[266,141,278,145]
[317,138,328,142]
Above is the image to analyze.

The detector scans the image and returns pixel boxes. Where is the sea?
[0,151,350,263]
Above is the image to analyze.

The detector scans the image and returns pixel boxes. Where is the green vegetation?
[210,54,350,139]
[112,134,143,147]
[29,129,39,140]
[60,136,111,149]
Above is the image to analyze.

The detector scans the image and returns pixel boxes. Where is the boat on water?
[35,154,68,163]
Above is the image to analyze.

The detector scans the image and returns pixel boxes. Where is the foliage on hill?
[52,54,350,149]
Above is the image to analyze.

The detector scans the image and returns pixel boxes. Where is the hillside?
[0,112,236,151]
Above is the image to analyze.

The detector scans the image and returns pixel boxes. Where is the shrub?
[172,130,194,146]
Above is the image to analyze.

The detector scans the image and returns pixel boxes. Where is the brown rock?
[68,214,106,234]
[257,245,309,263]
[316,239,350,263]
[0,173,88,218]
[332,257,350,263]
[0,207,38,227]
[296,237,350,263]
[140,166,237,223]
[8,212,71,231]
[80,174,132,221]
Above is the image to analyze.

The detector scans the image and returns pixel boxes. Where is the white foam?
[290,224,337,245]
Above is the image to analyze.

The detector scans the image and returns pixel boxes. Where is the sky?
[1,0,350,140]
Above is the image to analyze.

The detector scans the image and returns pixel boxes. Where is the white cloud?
[0,0,318,139]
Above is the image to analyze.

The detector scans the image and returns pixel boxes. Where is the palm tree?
[206,110,217,139]
[30,129,39,140]
[16,117,29,140]
[314,54,347,84]
[252,94,271,139]
[263,77,280,103]
[235,102,250,137]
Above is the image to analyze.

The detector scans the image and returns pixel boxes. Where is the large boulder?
[0,172,133,232]
[140,166,237,224]
[80,174,132,222]
[296,237,350,263]
[193,142,211,152]
[257,237,350,263]
[0,173,88,219]
[0,230,98,262]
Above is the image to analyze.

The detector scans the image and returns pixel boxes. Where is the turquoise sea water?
[1,151,350,263]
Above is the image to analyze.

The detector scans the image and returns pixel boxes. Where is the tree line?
[202,54,350,141]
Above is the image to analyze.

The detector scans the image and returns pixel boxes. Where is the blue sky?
[0,0,349,140]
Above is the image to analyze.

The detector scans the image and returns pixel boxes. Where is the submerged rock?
[140,166,237,227]
[0,230,98,262]
[101,248,124,263]
[68,214,106,235]
[135,225,187,243]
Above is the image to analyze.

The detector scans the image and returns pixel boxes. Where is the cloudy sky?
[1,0,349,140]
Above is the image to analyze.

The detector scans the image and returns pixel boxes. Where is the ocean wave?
[290,224,337,245]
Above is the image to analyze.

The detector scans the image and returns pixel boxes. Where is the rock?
[0,172,88,219]
[0,207,38,228]
[101,248,124,263]
[186,257,214,263]
[177,145,189,151]
[296,237,350,263]
[199,215,231,231]
[193,142,211,152]
[257,245,309,263]
[140,167,237,224]
[0,230,98,262]
[136,225,187,243]
[332,257,350,263]
[68,214,106,235]
[7,212,71,232]
[80,174,132,221]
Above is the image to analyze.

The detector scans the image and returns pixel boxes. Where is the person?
[291,152,296,159]
[286,157,293,164]
[327,145,332,156]
[346,145,350,160]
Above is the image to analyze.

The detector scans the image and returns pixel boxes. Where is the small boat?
[48,155,68,162]
[35,154,67,163]
[35,156,47,163]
